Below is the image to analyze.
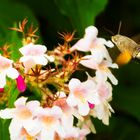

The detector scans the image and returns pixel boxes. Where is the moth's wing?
[116,50,132,65]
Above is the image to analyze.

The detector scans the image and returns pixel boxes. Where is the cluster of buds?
[0,20,118,140]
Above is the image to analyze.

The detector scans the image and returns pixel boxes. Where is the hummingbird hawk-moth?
[111,34,140,65]
[110,21,140,65]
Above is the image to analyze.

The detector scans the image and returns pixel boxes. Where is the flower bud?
[0,88,4,93]
[16,75,26,92]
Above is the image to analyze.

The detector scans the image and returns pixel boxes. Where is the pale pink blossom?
[87,74,114,125]
[0,97,41,140]
[70,26,98,52]
[0,55,19,88]
[19,43,48,72]
[92,81,114,125]
[80,55,118,85]
[70,26,114,62]
[36,106,64,140]
[60,114,90,140]
[54,91,83,121]
[66,78,99,116]
[90,101,114,125]
[53,93,90,139]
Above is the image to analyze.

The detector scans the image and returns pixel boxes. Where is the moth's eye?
[112,36,118,43]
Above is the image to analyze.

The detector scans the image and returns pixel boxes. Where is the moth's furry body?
[112,34,140,59]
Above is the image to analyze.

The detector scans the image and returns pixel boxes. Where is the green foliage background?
[0,0,140,139]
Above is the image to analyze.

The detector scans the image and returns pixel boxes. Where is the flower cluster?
[0,22,118,140]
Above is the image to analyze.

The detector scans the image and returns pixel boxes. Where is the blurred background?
[0,0,140,139]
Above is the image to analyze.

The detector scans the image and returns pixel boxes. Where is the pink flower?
[0,97,41,140]
[92,80,114,125]
[80,55,118,85]
[70,26,114,62]
[87,74,114,125]
[60,114,90,140]
[16,75,26,92]
[70,26,98,52]
[66,78,99,116]
[19,43,48,72]
[36,106,64,140]
[90,102,114,125]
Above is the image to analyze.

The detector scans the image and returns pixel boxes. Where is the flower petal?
[104,40,114,48]
[40,129,54,140]
[68,78,81,92]
[19,43,47,55]
[23,119,41,136]
[33,56,48,65]
[14,97,28,107]
[70,38,91,52]
[106,70,118,85]
[87,92,100,105]
[85,26,98,40]
[26,100,40,110]
[0,73,6,88]
[6,67,19,79]
[9,119,23,140]
[78,101,90,116]
[0,108,15,119]
[95,70,107,83]
[80,56,98,70]
[66,93,77,107]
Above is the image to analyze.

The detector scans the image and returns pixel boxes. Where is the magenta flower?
[16,75,26,92]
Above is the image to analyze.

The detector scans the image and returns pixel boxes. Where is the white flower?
[87,74,114,125]
[80,55,118,85]
[66,78,99,116]
[0,97,41,140]
[60,114,90,140]
[70,26,98,52]
[93,81,114,125]
[0,55,19,88]
[90,101,114,125]
[19,43,48,72]
[70,26,114,62]
[36,106,64,140]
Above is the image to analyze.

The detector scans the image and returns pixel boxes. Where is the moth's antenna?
[118,21,122,34]
[104,27,115,35]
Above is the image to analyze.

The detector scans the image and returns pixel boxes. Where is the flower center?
[74,88,86,103]
[15,108,32,119]
[0,61,11,71]
[41,116,56,127]
[98,62,109,72]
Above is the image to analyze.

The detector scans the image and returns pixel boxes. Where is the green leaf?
[8,25,22,61]
[54,0,108,35]
[0,119,10,140]
[7,82,19,108]
[0,0,41,47]
[12,0,108,46]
